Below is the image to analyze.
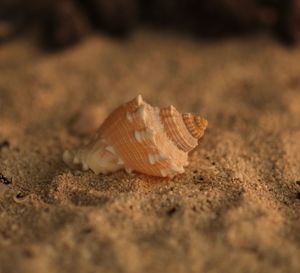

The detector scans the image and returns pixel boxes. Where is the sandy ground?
[0,30,300,273]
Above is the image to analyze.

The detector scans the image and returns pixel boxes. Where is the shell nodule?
[63,95,208,177]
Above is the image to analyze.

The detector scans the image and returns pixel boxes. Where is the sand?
[0,30,299,273]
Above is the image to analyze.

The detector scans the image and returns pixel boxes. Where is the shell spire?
[182,113,208,139]
[159,106,208,153]
[63,95,208,178]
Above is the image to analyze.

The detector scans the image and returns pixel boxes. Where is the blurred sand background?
[0,30,300,273]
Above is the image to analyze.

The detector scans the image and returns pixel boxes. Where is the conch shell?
[63,95,208,177]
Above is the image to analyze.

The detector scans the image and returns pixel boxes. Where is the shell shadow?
[48,169,172,207]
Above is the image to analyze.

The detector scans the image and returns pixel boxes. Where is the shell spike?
[134,128,154,142]
[136,94,143,105]
[135,104,147,121]
[126,94,145,113]
[168,105,176,114]
[170,164,185,174]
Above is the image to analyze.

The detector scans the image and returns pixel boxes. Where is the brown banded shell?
[63,95,208,177]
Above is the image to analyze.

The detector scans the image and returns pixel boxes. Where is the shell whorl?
[159,106,208,152]
[182,113,208,139]
[159,106,199,152]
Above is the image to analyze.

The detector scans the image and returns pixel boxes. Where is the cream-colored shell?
[63,95,208,177]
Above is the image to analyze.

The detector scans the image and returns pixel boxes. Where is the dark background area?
[1,0,300,50]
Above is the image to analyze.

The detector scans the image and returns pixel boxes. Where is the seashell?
[63,95,208,177]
